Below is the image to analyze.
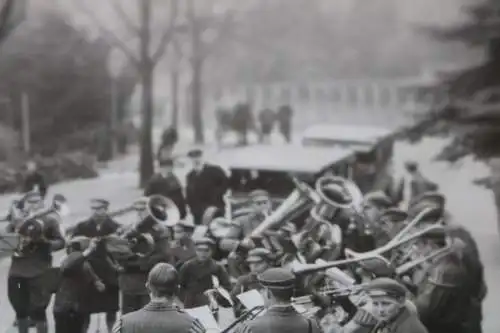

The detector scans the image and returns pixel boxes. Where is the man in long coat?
[185,149,228,225]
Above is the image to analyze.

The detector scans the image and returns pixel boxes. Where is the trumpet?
[221,306,266,333]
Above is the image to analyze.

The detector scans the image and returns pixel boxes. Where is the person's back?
[118,302,204,333]
[114,262,206,333]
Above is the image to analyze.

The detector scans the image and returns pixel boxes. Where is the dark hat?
[378,208,408,224]
[358,258,395,278]
[147,263,179,293]
[258,268,296,290]
[24,190,42,203]
[90,198,109,209]
[194,237,216,248]
[246,248,272,263]
[412,192,445,208]
[159,158,174,167]
[365,277,408,299]
[364,191,393,209]
[249,189,270,200]
[404,160,418,171]
[187,148,203,158]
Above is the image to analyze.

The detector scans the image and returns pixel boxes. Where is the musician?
[113,263,206,333]
[171,219,197,269]
[144,158,187,219]
[408,192,447,224]
[70,198,121,333]
[53,238,101,333]
[414,236,474,333]
[231,248,272,296]
[6,190,65,333]
[447,225,487,333]
[397,161,438,209]
[277,105,293,143]
[374,208,408,248]
[258,108,275,144]
[339,278,427,333]
[178,237,232,308]
[186,148,229,225]
[220,189,279,276]
[22,161,47,199]
[363,191,393,223]
[117,198,174,315]
[235,267,322,333]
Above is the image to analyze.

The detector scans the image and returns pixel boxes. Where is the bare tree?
[183,0,235,143]
[74,0,179,186]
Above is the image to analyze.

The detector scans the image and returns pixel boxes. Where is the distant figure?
[231,103,254,146]
[185,149,229,225]
[396,161,438,209]
[258,108,275,144]
[215,107,233,146]
[144,158,187,219]
[277,105,293,143]
[22,161,47,199]
[157,127,178,165]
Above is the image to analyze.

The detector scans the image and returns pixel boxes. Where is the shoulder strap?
[307,317,312,333]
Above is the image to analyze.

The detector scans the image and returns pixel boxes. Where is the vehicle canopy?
[301,124,396,193]
[209,144,355,199]
[301,124,394,150]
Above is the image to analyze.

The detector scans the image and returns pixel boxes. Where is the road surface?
[0,136,498,332]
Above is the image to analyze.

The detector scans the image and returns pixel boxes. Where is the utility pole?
[21,91,30,154]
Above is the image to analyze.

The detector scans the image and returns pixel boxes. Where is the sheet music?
[236,289,265,310]
[185,306,220,331]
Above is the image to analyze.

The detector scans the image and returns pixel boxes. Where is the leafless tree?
[74,0,179,186]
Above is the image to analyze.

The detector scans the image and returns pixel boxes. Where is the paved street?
[0,136,498,332]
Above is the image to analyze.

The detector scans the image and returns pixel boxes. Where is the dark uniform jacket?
[118,222,173,296]
[22,171,48,198]
[113,301,206,333]
[236,305,322,333]
[186,164,228,224]
[53,251,100,314]
[71,216,121,313]
[144,172,187,219]
[8,212,65,278]
[414,255,471,333]
[179,257,232,308]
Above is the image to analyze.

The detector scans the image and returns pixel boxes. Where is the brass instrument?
[2,194,69,257]
[293,224,444,275]
[69,195,180,258]
[221,306,266,333]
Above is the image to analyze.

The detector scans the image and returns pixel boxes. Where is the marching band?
[0,147,487,333]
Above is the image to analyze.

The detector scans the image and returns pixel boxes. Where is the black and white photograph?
[0,0,495,332]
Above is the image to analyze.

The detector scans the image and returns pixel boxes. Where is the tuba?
[11,194,69,257]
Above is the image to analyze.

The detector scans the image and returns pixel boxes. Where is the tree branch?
[151,0,179,66]
[73,0,140,67]
[200,11,235,60]
[109,0,140,35]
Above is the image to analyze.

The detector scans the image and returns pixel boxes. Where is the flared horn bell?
[315,176,364,212]
[147,195,180,227]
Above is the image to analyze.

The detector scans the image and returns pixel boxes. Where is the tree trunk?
[191,57,204,144]
[171,69,179,130]
[138,0,154,188]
